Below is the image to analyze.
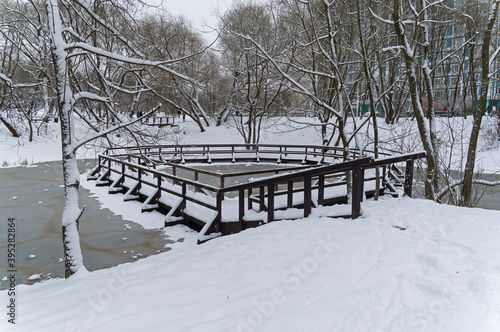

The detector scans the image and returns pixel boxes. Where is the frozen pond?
[0,161,172,289]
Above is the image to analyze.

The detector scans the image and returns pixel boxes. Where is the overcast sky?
[162,0,235,41]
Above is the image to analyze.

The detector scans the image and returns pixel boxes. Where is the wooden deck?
[88,144,426,242]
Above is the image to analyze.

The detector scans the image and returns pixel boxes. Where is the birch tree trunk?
[46,0,85,277]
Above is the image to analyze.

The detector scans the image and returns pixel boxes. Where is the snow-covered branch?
[368,7,394,25]
[71,105,160,153]
[72,91,110,107]
[65,42,201,85]
[0,73,13,87]
[235,33,342,119]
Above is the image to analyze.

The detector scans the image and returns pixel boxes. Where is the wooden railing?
[93,155,220,216]
[143,116,176,126]
[162,162,321,194]
[90,145,426,240]
[102,143,352,164]
[206,151,426,235]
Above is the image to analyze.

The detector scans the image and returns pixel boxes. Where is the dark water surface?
[0,160,171,289]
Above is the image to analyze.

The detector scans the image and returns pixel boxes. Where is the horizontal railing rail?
[102,144,349,165]
[160,162,322,192]
[95,155,220,218]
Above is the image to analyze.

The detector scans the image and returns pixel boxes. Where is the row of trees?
[1,0,500,277]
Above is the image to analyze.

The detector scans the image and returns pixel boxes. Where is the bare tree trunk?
[46,0,85,278]
[461,0,500,206]
[393,0,437,199]
[0,114,20,137]
[356,0,380,199]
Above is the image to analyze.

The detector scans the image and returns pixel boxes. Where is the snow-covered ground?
[1,116,500,331]
[1,197,500,331]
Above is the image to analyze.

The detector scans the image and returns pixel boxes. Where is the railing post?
[267,183,275,222]
[382,166,387,187]
[287,181,293,208]
[239,189,245,230]
[304,175,311,217]
[259,186,266,212]
[318,174,325,206]
[248,188,253,210]
[215,191,222,233]
[193,171,201,193]
[172,165,180,186]
[351,166,364,219]
[106,158,111,179]
[220,176,225,201]
[404,159,415,197]
[137,166,142,187]
[157,174,162,198]
[181,182,187,210]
